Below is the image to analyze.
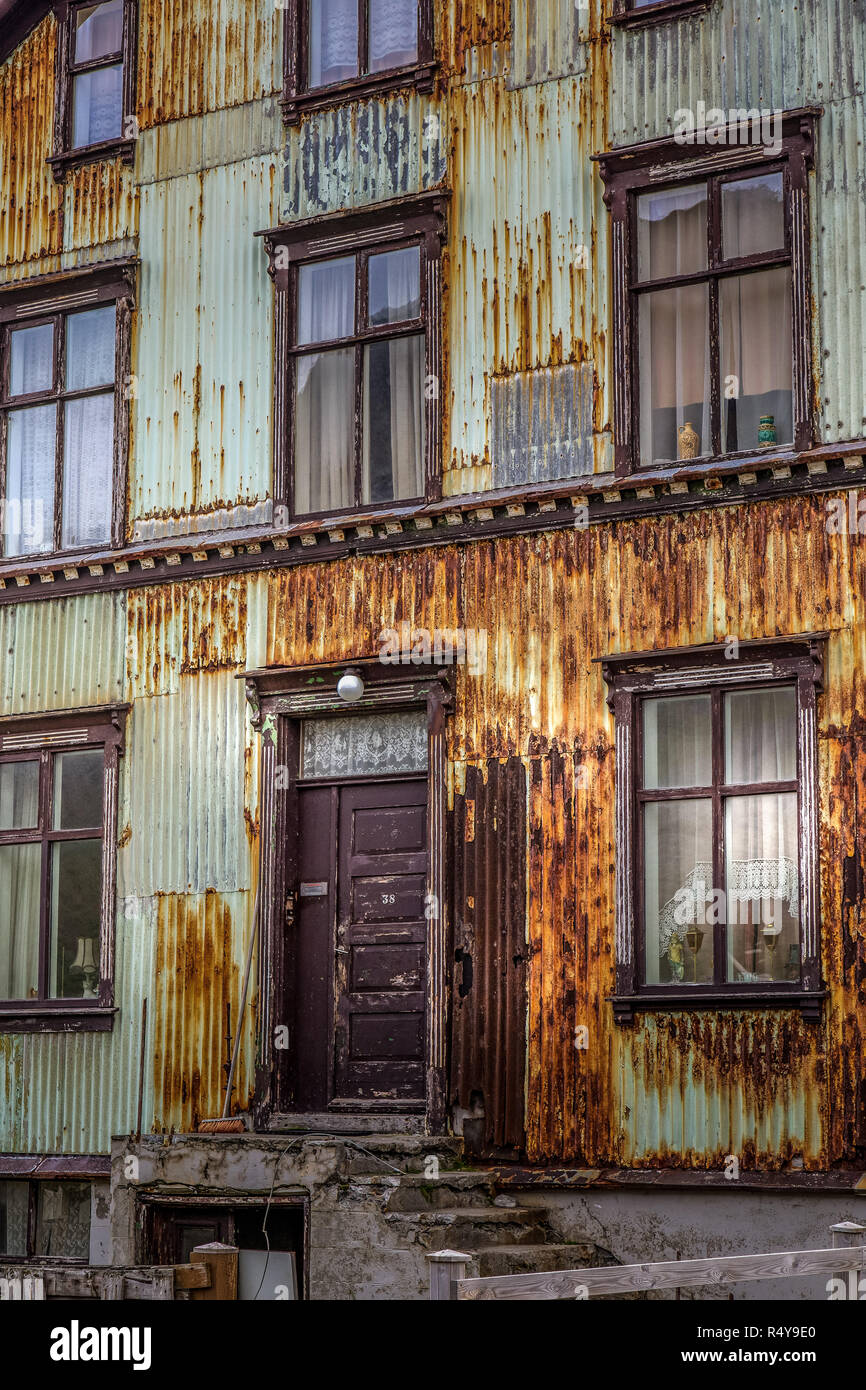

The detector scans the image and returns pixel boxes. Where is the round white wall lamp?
[337,669,365,703]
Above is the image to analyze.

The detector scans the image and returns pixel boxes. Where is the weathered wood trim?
[457,1243,866,1300]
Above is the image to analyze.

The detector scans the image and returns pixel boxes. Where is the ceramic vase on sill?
[758,414,777,446]
[677,421,699,459]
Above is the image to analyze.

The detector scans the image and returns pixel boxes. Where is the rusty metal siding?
[609,0,866,446]
[131,152,278,531]
[0,593,126,716]
[137,0,281,130]
[450,757,528,1155]
[0,14,61,268]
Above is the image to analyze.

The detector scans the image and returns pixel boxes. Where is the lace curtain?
[0,765,40,1000]
[302,712,428,778]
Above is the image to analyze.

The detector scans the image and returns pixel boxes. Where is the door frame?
[242,659,453,1133]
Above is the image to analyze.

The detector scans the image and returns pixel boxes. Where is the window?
[50,1,137,178]
[0,1180,92,1259]
[282,0,435,123]
[610,0,713,26]
[0,264,134,560]
[259,193,447,520]
[0,706,128,1031]
[602,637,824,1022]
[595,110,817,476]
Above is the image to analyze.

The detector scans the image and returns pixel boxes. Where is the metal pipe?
[221,885,260,1121]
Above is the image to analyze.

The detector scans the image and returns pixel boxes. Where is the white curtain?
[309,0,358,87]
[62,305,116,549]
[0,765,41,1001]
[295,257,356,513]
[638,186,712,465]
[363,334,425,503]
[5,405,55,555]
[369,0,418,71]
[72,64,123,147]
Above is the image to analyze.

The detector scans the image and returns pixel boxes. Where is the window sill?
[0,1007,116,1034]
[281,62,438,124]
[610,990,826,1024]
[609,0,713,28]
[47,137,136,183]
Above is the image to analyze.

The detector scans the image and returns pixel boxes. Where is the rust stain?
[0,14,62,267]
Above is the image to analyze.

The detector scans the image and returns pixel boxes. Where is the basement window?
[0,1180,92,1260]
[595,109,818,476]
[0,266,134,562]
[49,1,138,179]
[0,706,128,1032]
[281,0,436,123]
[258,193,448,520]
[602,637,825,1022]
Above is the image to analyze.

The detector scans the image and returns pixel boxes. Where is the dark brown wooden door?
[291,778,428,1110]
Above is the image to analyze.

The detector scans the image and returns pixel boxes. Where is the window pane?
[0,761,40,830]
[5,403,55,555]
[720,268,792,453]
[53,750,104,831]
[638,284,710,466]
[10,323,54,396]
[72,64,123,147]
[369,246,421,325]
[74,1,123,61]
[637,184,707,281]
[297,257,355,344]
[35,1182,92,1259]
[369,0,418,72]
[0,842,41,1000]
[63,394,115,549]
[643,695,712,790]
[50,839,102,999]
[0,1182,30,1256]
[362,334,425,504]
[66,305,116,390]
[644,799,714,985]
[294,348,354,513]
[722,172,785,260]
[725,792,799,984]
[302,711,428,778]
[308,0,359,87]
[725,687,797,785]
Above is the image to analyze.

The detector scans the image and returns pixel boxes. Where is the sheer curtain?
[62,306,115,549]
[295,257,355,514]
[637,187,712,464]
[0,766,41,1001]
[309,0,358,87]
[6,406,55,555]
[369,0,418,71]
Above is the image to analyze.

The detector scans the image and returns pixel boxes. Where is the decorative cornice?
[0,448,863,606]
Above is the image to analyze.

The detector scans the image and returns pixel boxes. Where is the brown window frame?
[0,704,128,1033]
[257,193,448,523]
[601,636,825,1024]
[0,1176,94,1263]
[610,0,714,27]
[281,0,436,125]
[0,262,135,562]
[595,108,819,478]
[48,0,138,181]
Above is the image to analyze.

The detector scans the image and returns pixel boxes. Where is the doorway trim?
[241,659,453,1134]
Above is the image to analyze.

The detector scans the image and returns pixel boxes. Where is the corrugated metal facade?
[0,1,864,1170]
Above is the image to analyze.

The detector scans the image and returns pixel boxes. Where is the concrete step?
[383,1172,501,1211]
[341,1135,466,1175]
[475,1243,601,1279]
[385,1206,550,1251]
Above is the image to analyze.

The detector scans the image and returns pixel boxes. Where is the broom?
[199,885,260,1134]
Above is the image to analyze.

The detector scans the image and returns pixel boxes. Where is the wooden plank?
[457,1245,866,1301]
[190,1244,238,1301]
[174,1264,211,1290]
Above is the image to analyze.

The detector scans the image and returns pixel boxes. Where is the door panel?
[335,780,428,1104]
[290,778,428,1110]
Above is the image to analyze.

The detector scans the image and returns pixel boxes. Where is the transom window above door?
[259,192,448,523]
[282,0,436,122]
